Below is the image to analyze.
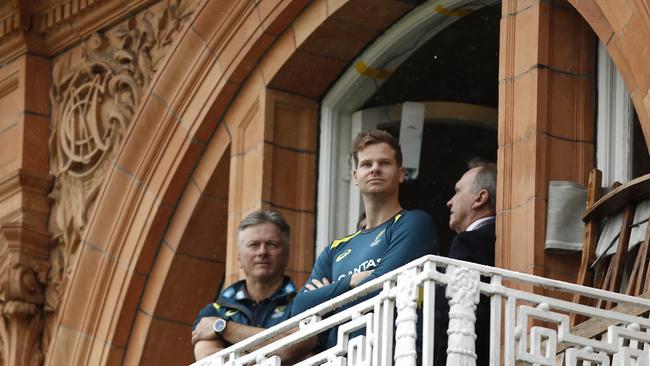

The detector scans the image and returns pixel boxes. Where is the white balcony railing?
[191,255,650,366]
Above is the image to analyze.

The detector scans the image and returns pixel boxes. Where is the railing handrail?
[192,254,650,365]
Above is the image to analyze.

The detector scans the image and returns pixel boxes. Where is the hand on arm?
[192,316,318,363]
[292,248,355,314]
[192,316,220,344]
[194,338,226,361]
[303,270,371,291]
[192,317,226,361]
[223,323,317,363]
[305,277,330,291]
[192,316,271,346]
[350,270,373,288]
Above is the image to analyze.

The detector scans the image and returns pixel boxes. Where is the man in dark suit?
[435,159,496,366]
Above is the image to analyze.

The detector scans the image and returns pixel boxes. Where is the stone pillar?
[497,0,596,289]
[0,53,53,365]
[0,224,51,366]
[225,71,318,287]
[445,266,480,366]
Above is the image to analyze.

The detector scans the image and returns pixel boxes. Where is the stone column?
[0,54,53,366]
[224,72,318,287]
[0,224,51,366]
[497,0,596,290]
[445,266,481,366]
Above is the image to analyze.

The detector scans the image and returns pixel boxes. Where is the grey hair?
[467,158,497,212]
[237,210,290,249]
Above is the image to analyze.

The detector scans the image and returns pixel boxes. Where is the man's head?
[352,130,405,197]
[352,130,403,167]
[237,210,290,283]
[447,159,497,233]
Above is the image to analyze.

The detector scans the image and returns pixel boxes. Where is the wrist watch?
[213,318,227,334]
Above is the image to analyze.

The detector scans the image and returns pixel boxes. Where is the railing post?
[445,265,480,366]
[376,282,395,366]
[421,261,437,365]
[489,275,502,366]
[394,267,419,366]
[189,256,650,366]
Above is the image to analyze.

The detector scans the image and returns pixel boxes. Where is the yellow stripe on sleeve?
[330,230,362,249]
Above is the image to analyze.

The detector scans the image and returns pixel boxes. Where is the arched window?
[317,1,500,254]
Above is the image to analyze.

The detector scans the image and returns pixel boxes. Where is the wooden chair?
[572,169,650,324]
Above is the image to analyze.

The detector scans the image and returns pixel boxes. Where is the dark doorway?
[365,4,500,254]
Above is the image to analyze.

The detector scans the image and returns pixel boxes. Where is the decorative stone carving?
[394,268,419,366]
[0,267,45,366]
[44,0,198,356]
[0,224,51,366]
[445,265,480,366]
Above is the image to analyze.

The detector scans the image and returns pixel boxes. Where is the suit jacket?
[434,220,495,366]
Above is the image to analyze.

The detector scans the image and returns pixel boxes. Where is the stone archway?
[45,0,421,364]
[46,0,650,365]
[45,0,300,363]
[120,126,231,365]
[568,0,650,147]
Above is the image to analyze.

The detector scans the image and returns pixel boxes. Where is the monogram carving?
[44,0,199,355]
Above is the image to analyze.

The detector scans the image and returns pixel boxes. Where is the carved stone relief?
[44,0,199,356]
[0,223,51,366]
[445,265,481,366]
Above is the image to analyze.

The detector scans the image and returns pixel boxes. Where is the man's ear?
[399,167,405,183]
[472,189,489,209]
[352,169,359,185]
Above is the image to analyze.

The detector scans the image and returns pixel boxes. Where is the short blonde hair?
[351,130,402,167]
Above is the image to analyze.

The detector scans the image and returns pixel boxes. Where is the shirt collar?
[466,216,495,232]
[224,276,296,302]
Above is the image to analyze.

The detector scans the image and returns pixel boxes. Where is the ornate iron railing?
[190,255,650,366]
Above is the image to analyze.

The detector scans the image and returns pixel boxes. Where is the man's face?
[238,222,288,283]
[353,142,405,196]
[447,167,480,233]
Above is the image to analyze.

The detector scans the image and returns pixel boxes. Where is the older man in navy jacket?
[435,159,496,366]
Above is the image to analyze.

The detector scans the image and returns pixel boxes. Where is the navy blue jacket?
[193,277,296,332]
[434,219,495,366]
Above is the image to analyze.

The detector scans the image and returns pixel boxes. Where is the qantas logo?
[336,258,382,281]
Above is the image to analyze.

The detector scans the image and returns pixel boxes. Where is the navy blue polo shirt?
[193,276,296,331]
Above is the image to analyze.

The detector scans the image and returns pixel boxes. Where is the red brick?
[268,50,347,98]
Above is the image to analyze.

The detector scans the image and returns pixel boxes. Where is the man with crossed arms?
[290,130,438,350]
[191,210,301,361]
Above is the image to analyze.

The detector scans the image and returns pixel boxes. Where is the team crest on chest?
[271,306,286,319]
[369,229,385,247]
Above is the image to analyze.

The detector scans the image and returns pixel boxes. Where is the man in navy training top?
[192,210,301,361]
[290,129,438,349]
[434,158,496,366]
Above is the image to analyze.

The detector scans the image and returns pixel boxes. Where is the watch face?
[213,318,227,333]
